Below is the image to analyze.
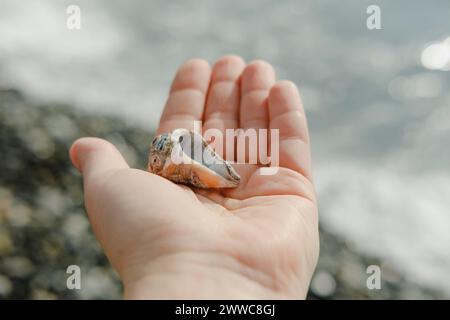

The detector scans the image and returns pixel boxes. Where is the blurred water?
[0,0,449,296]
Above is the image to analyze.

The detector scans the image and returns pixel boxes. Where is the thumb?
[69,137,129,179]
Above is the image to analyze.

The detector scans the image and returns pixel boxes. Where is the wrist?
[122,252,305,299]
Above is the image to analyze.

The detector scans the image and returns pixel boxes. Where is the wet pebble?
[0,274,13,297]
[3,256,35,278]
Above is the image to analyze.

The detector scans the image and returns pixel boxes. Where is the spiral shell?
[148,129,240,188]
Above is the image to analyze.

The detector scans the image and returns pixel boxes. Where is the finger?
[268,81,312,180]
[203,55,245,157]
[158,59,211,134]
[240,60,275,130]
[70,137,129,181]
[238,60,275,165]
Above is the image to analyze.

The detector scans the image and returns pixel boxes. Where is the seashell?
[148,129,240,188]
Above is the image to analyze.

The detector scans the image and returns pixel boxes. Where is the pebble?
[6,201,32,227]
[0,274,13,296]
[3,256,35,278]
[310,270,337,298]
[0,231,13,255]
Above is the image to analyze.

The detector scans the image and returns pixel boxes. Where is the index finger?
[157,59,211,134]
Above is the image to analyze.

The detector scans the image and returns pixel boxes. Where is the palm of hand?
[71,56,319,299]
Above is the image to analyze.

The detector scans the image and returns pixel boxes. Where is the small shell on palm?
[148,129,240,188]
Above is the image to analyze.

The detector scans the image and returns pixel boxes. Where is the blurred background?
[0,0,449,299]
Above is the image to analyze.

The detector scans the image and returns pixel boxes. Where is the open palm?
[70,56,319,299]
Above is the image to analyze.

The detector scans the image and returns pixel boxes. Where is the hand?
[70,56,319,299]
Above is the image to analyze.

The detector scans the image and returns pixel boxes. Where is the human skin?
[69,55,319,299]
